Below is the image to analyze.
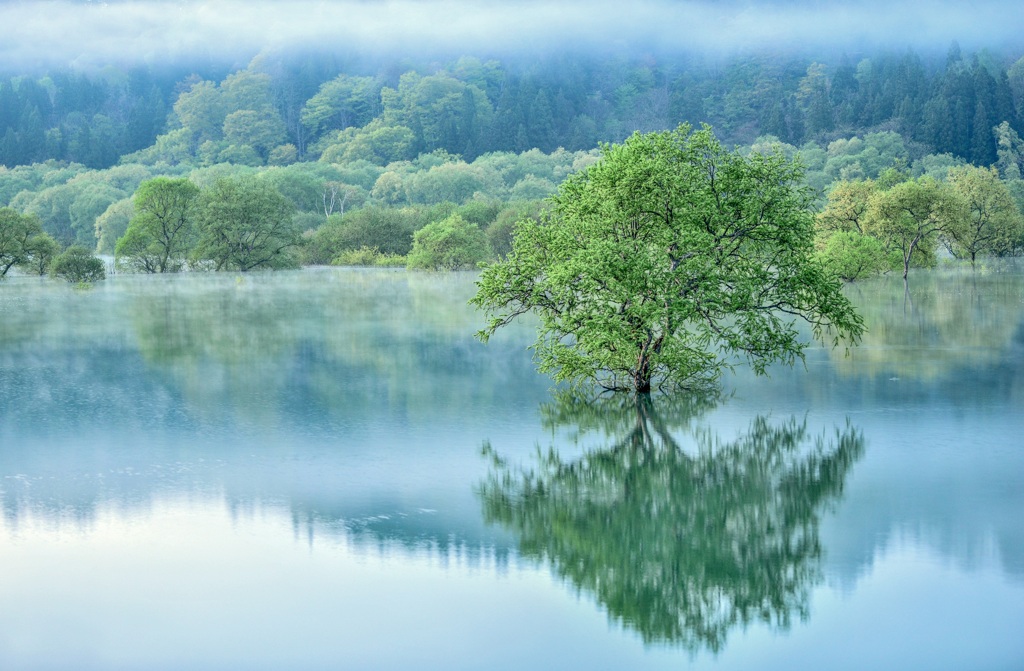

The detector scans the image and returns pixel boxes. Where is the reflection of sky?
[3,498,1023,671]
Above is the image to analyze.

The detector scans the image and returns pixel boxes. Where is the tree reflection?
[832,268,1024,380]
[480,393,864,652]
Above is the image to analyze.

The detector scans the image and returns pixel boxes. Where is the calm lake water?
[1,266,1022,670]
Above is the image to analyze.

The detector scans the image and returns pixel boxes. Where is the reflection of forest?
[0,270,545,554]
[479,393,864,651]
[0,270,543,434]
[833,268,1024,384]
[129,269,531,426]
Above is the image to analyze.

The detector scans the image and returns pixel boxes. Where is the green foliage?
[331,246,406,267]
[301,74,380,140]
[116,177,200,273]
[473,125,865,393]
[49,245,106,283]
[485,200,543,259]
[193,177,299,271]
[993,121,1024,181]
[866,176,959,279]
[222,109,287,162]
[816,179,877,235]
[912,152,965,180]
[407,214,488,270]
[174,80,227,146]
[480,393,864,650]
[318,121,416,165]
[216,143,263,166]
[95,198,134,254]
[267,144,298,166]
[0,207,44,278]
[18,230,60,276]
[509,174,557,201]
[944,165,1024,264]
[817,230,891,281]
[302,206,418,264]
[3,46,1024,177]
[405,161,503,205]
[455,198,502,228]
[823,132,909,182]
[815,174,982,278]
[257,165,327,214]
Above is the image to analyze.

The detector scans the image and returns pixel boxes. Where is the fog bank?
[2,0,1023,71]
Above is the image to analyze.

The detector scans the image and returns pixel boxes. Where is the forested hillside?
[2,40,1024,275]
[3,46,1023,169]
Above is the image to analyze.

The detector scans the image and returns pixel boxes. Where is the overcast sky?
[2,0,1023,71]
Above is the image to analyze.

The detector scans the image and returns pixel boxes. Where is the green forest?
[2,42,1024,277]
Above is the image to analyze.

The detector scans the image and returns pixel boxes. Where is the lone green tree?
[115,177,200,273]
[472,125,864,393]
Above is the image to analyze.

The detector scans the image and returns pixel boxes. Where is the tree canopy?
[193,177,299,271]
[472,125,865,393]
[0,207,43,278]
[944,165,1024,265]
[115,177,200,273]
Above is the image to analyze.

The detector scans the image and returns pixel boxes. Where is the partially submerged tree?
[18,231,60,276]
[0,208,44,278]
[472,125,864,393]
[943,165,1024,265]
[49,245,106,283]
[193,177,299,271]
[866,176,959,279]
[115,177,200,273]
[816,179,877,235]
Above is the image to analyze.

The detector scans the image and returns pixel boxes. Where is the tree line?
[2,43,1024,283]
[3,45,1024,171]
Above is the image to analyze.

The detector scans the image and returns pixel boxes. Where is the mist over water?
[3,0,1023,70]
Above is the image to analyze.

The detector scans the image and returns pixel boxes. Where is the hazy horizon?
[2,0,1023,72]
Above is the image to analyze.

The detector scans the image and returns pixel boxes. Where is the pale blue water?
[1,267,1022,670]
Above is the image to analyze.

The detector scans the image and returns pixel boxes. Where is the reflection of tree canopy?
[126,270,540,425]
[480,393,864,652]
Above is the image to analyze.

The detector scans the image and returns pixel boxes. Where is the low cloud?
[2,0,1022,71]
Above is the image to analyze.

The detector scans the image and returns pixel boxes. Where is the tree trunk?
[634,354,652,393]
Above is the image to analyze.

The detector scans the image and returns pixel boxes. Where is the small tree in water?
[472,124,864,393]
[50,246,106,283]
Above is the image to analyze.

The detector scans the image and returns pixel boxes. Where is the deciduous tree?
[866,176,958,279]
[193,177,299,271]
[0,207,43,278]
[407,213,488,270]
[49,245,105,283]
[472,125,864,393]
[115,177,200,273]
[944,165,1024,265]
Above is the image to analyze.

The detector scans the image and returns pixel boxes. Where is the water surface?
[1,267,1022,670]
